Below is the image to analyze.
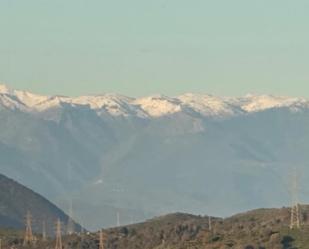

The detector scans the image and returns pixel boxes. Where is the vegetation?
[3,206,309,248]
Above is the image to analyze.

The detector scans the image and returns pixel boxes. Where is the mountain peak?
[239,94,306,112]
[0,84,13,94]
[133,95,182,117]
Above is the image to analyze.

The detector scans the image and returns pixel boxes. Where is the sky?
[0,0,309,97]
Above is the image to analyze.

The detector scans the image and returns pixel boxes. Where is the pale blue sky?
[0,0,308,97]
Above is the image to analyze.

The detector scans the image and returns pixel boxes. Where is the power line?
[42,220,47,242]
[208,215,212,231]
[99,230,107,249]
[290,169,301,229]
[23,211,34,246]
[55,218,63,249]
[67,199,75,235]
[116,212,120,227]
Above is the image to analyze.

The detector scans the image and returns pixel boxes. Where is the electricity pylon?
[116,212,120,227]
[67,199,75,235]
[130,214,134,225]
[80,222,85,236]
[23,211,34,246]
[55,219,63,249]
[208,215,212,231]
[42,221,47,241]
[66,163,75,235]
[99,230,107,249]
[290,170,301,229]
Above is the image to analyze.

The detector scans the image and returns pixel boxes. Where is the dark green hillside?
[0,173,80,235]
[42,206,309,248]
[2,173,309,248]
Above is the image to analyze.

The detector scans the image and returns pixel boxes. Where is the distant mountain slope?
[2,84,309,230]
[0,173,80,234]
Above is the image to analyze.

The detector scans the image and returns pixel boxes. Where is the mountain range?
[1,84,309,230]
[0,84,307,118]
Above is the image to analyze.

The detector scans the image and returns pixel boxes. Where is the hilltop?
[79,207,309,249]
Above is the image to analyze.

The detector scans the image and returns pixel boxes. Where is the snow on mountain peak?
[14,91,50,108]
[0,84,308,118]
[71,94,148,117]
[133,95,182,117]
[236,94,306,112]
[0,84,13,95]
[33,96,70,111]
[177,93,243,117]
[0,84,51,110]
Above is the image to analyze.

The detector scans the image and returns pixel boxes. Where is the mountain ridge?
[0,84,307,119]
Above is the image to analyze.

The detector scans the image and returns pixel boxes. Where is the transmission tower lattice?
[116,212,120,227]
[42,221,47,241]
[290,170,301,229]
[23,211,34,246]
[55,219,63,249]
[99,230,107,249]
[208,215,212,231]
[67,199,75,235]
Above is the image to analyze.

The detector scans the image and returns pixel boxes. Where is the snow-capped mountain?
[2,83,309,230]
[0,84,308,119]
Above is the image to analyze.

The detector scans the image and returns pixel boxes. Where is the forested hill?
[59,206,309,249]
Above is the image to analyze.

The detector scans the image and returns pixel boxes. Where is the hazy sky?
[1,0,308,97]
